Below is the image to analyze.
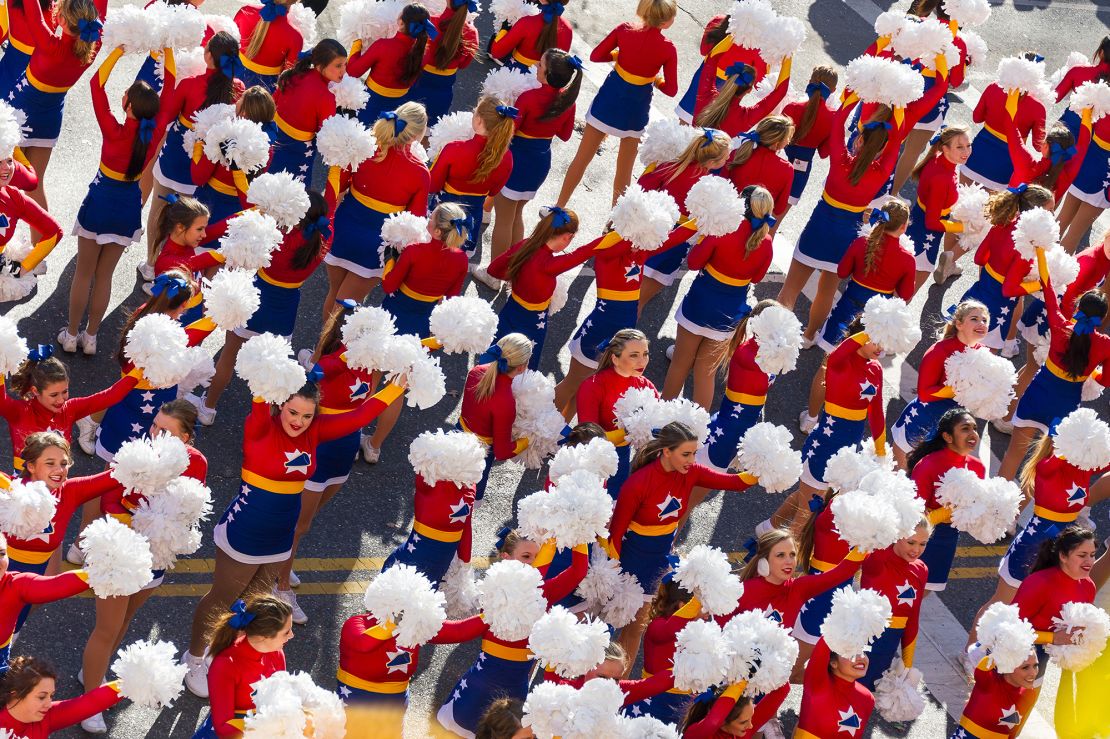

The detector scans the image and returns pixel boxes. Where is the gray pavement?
[3,0,1109,736]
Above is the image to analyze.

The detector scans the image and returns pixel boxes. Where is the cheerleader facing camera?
[0,655,128,735]
[681,685,755,738]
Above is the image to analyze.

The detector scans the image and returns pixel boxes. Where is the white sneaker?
[57,328,78,353]
[798,410,818,434]
[1001,339,1019,359]
[183,653,209,698]
[65,542,85,566]
[141,281,153,297]
[297,348,314,370]
[801,334,816,350]
[361,436,381,464]
[184,393,217,426]
[77,331,96,356]
[288,569,301,588]
[665,344,675,360]
[274,587,308,624]
[469,264,502,291]
[80,712,107,734]
[991,417,1014,435]
[933,251,957,285]
[138,261,156,281]
[75,416,98,456]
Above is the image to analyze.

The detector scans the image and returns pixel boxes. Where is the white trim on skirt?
[213,522,292,565]
[322,252,383,279]
[585,112,645,139]
[152,159,198,195]
[303,472,351,493]
[20,136,57,148]
[499,185,536,201]
[1066,182,1110,210]
[791,247,838,273]
[568,335,600,369]
[675,305,734,342]
[71,222,142,247]
[642,264,681,286]
[959,163,1009,192]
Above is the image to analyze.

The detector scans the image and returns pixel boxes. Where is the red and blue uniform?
[892,338,985,453]
[382,473,475,585]
[429,134,513,255]
[458,363,526,501]
[409,3,478,124]
[795,637,875,739]
[1066,106,1110,210]
[0,179,62,273]
[0,568,90,669]
[913,448,986,591]
[623,597,700,723]
[1054,58,1110,137]
[952,657,1029,739]
[303,348,375,494]
[639,163,715,287]
[270,67,336,180]
[906,153,962,271]
[0,0,57,97]
[380,237,467,336]
[193,636,285,738]
[1020,240,1110,347]
[693,35,769,120]
[233,3,302,90]
[858,547,928,690]
[782,92,837,205]
[500,82,576,201]
[189,122,269,223]
[336,613,422,733]
[725,143,794,220]
[793,501,852,645]
[488,7,571,71]
[957,222,1038,349]
[697,335,775,473]
[705,62,790,139]
[673,15,735,122]
[0,683,122,737]
[962,82,1048,191]
[681,682,750,739]
[575,366,656,497]
[1005,109,1090,205]
[347,32,420,125]
[132,0,226,93]
[585,22,677,138]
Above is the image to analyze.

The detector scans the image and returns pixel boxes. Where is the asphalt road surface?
[3,0,1109,736]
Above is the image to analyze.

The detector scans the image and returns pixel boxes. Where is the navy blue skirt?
[153,123,197,194]
[382,289,436,337]
[794,198,865,272]
[502,135,553,201]
[962,127,1012,191]
[237,276,301,339]
[74,174,143,246]
[409,70,457,126]
[0,44,31,99]
[586,70,653,138]
[495,295,548,370]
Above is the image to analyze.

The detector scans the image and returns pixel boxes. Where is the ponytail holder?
[27,344,52,362]
[259,0,289,22]
[1049,142,1077,166]
[408,19,438,39]
[478,344,508,372]
[540,205,571,228]
[495,104,519,120]
[649,427,662,438]
[700,127,720,147]
[693,687,718,704]
[659,554,681,583]
[1006,183,1028,196]
[928,130,943,147]
[151,273,188,299]
[541,2,564,23]
[555,424,573,446]
[228,599,256,629]
[869,209,891,226]
[219,53,243,80]
[567,54,584,71]
[449,217,467,236]
[1031,54,1045,64]
[451,0,478,10]
[735,130,760,148]
[158,192,179,205]
[1047,416,1064,438]
[724,63,754,87]
[302,214,332,240]
[296,49,312,62]
[336,298,358,313]
[1072,310,1099,336]
[306,363,324,384]
[808,493,826,513]
[748,213,776,230]
[805,81,831,100]
[137,116,157,145]
[76,17,103,43]
[261,121,278,145]
[494,525,513,551]
[378,110,407,136]
[863,120,892,132]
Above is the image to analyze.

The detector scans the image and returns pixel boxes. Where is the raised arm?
[315,384,405,441]
[90,48,126,138]
[64,370,142,421]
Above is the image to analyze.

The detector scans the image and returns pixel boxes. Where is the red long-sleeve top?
[808,502,849,572]
[972,223,1037,299]
[6,471,118,563]
[824,334,885,444]
[206,636,285,737]
[972,82,1046,151]
[861,547,928,666]
[2,0,57,56]
[0,373,140,470]
[687,221,773,286]
[722,337,772,402]
[795,638,875,738]
[695,40,769,117]
[914,154,960,232]
[424,6,477,74]
[783,97,837,153]
[1056,60,1110,103]
[429,135,512,198]
[1028,454,1103,521]
[459,364,518,461]
[512,83,575,141]
[380,237,467,302]
[488,13,572,68]
[0,570,90,647]
[725,146,794,217]
[836,233,916,299]
[487,239,594,307]
[21,0,106,91]
[409,473,475,561]
[1004,111,1090,203]
[0,185,62,250]
[1062,243,1110,317]
[1042,274,1110,384]
[0,683,122,738]
[326,145,429,215]
[682,682,748,739]
[154,69,246,138]
[194,215,329,287]
[189,133,262,205]
[101,444,207,520]
[914,338,981,403]
[608,460,753,554]
[638,162,712,217]
[233,5,301,76]
[272,68,335,139]
[154,236,200,276]
[1013,566,1095,644]
[315,348,374,414]
[347,33,418,94]
[576,369,657,439]
[911,448,986,511]
[91,49,175,180]
[338,613,422,689]
[643,597,700,676]
[959,660,1028,739]
[589,22,678,98]
[589,228,687,296]
[711,71,790,139]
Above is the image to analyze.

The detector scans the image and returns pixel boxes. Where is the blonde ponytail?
[474,333,534,400]
[862,199,909,274]
[373,102,428,161]
[473,96,516,181]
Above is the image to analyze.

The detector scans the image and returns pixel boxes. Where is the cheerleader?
[662,186,775,409]
[0,655,128,737]
[143,30,241,279]
[487,206,588,368]
[148,195,211,280]
[488,0,571,71]
[857,521,931,690]
[794,637,875,739]
[637,129,732,311]
[486,49,582,273]
[780,65,839,223]
[191,595,294,735]
[269,39,345,180]
[890,301,989,469]
[722,116,798,224]
[0,151,62,274]
[0,0,53,98]
[428,95,515,258]
[233,0,302,90]
[190,191,331,425]
[336,609,425,734]
[908,126,973,286]
[672,13,729,124]
[680,684,754,738]
[189,86,275,223]
[408,0,478,126]
[691,21,769,121]
[322,102,428,322]
[1005,112,1091,206]
[556,0,678,208]
[1057,103,1110,252]
[625,578,699,723]
[907,408,985,594]
[952,651,1038,739]
[606,422,755,660]
[693,59,791,138]
[130,0,210,95]
[1053,36,1109,139]
[0,350,141,472]
[183,375,404,674]
[474,699,525,738]
[346,3,434,126]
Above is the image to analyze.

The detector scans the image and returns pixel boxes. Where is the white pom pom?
[490,0,538,25]
[609,185,681,250]
[831,489,901,552]
[0,479,56,540]
[862,296,921,354]
[844,55,925,107]
[246,172,310,232]
[203,268,260,332]
[522,682,577,739]
[79,517,155,597]
[943,347,1017,420]
[203,13,241,42]
[951,182,991,250]
[936,469,1022,543]
[380,211,431,252]
[874,9,906,38]
[218,211,283,271]
[684,176,744,238]
[673,620,731,693]
[1042,247,1081,291]
[857,468,926,540]
[997,56,1054,108]
[235,333,307,405]
[824,444,890,493]
[639,118,699,167]
[110,433,190,495]
[346,332,424,378]
[1082,375,1104,401]
[427,111,475,160]
[329,74,370,112]
[821,587,892,658]
[286,3,317,49]
[182,103,235,154]
[316,114,377,169]
[517,470,612,548]
[478,559,548,641]
[657,398,712,444]
[757,15,806,64]
[960,30,988,67]
[202,116,270,173]
[0,101,21,161]
[158,3,205,49]
[408,430,487,487]
[1051,51,1091,87]
[673,545,743,616]
[1053,408,1110,471]
[943,0,991,26]
[746,305,803,375]
[406,352,446,410]
[548,271,573,316]
[736,423,802,492]
[977,602,1037,673]
[342,305,397,345]
[614,386,664,447]
[1012,207,1060,261]
[481,67,541,106]
[104,5,163,53]
[548,437,619,484]
[439,556,480,619]
[575,547,648,629]
[528,606,610,679]
[874,661,926,722]
[124,314,202,388]
[244,671,346,739]
[890,16,952,65]
[338,0,404,47]
[172,48,209,82]
[727,0,777,49]
[0,268,36,303]
[0,316,27,376]
[363,564,446,647]
[429,296,498,354]
[511,370,566,469]
[614,716,680,739]
[130,477,212,569]
[1045,601,1110,672]
[112,639,186,708]
[722,611,798,694]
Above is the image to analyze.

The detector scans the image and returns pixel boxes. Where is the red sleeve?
[1002,255,1037,298]
[546,242,602,273]
[868,368,886,443]
[190,141,218,187]
[751,75,790,121]
[971,86,989,124]
[608,476,647,557]
[691,465,754,493]
[792,553,865,605]
[488,19,526,61]
[1060,119,1093,195]
[805,636,833,694]
[1042,273,1067,339]
[920,169,952,232]
[44,684,123,732]
[541,545,587,603]
[89,59,123,140]
[683,684,744,739]
[341,616,390,656]
[407,169,431,215]
[429,615,488,644]
[9,161,38,191]
[64,375,140,421]
[838,239,862,279]
[1002,112,1036,176]
[12,570,90,604]
[685,233,718,271]
[917,344,951,401]
[145,49,178,168]
[21,0,52,46]
[575,378,602,425]
[902,585,924,660]
[589,24,623,64]
[486,245,514,280]
[895,257,916,300]
[315,384,403,441]
[244,398,274,440]
[658,44,679,97]
[345,39,382,79]
[380,245,415,294]
[827,99,855,162]
[205,654,239,736]
[619,670,675,705]
[428,148,450,195]
[67,471,121,509]
[11,190,62,245]
[557,107,574,141]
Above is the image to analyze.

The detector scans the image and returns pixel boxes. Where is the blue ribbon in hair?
[1072,310,1099,336]
[494,525,513,551]
[724,63,754,87]
[869,209,891,226]
[543,205,571,228]
[567,54,584,71]
[748,213,776,230]
[302,214,332,241]
[449,217,467,237]
[700,128,720,147]
[735,130,760,148]
[306,363,325,384]
[27,344,52,362]
[1007,183,1028,196]
[336,298,359,313]
[808,493,826,513]
[137,117,157,145]
[158,192,179,205]
[259,0,289,22]
[541,2,564,23]
[228,599,256,629]
[805,81,831,100]
[219,53,244,80]
[378,110,407,136]
[452,0,479,10]
[77,18,102,43]
[863,120,892,132]
[741,536,758,562]
[408,19,439,39]
[1049,142,1077,166]
[659,554,681,584]
[478,344,509,372]
[151,273,188,299]
[554,424,573,446]
[495,104,519,120]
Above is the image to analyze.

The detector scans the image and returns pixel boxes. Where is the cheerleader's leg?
[1061,198,1105,252]
[803,271,844,342]
[84,244,127,336]
[65,237,101,336]
[556,124,606,208]
[778,259,817,311]
[613,136,641,207]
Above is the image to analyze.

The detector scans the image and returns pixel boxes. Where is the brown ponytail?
[473,96,516,181]
[535,0,566,55]
[695,64,756,130]
[124,81,161,181]
[862,199,910,275]
[154,196,210,253]
[714,299,778,375]
[849,106,894,185]
[57,0,99,65]
[434,0,477,70]
[1038,124,1077,192]
[290,190,328,271]
[278,38,346,93]
[793,66,838,142]
[400,3,432,85]
[116,268,198,365]
[504,207,579,282]
[10,355,68,399]
[206,594,292,659]
[203,33,240,109]
[538,49,583,122]
[911,126,969,181]
[631,421,698,472]
[986,183,1052,226]
[246,0,295,60]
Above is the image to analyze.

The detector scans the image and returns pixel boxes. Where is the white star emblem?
[460,678,468,690]
[241,484,250,496]
[656,494,682,520]
[338,685,351,699]
[623,263,641,282]
[348,379,370,402]
[1066,484,1085,505]
[448,498,471,523]
[896,581,916,607]
[130,423,143,434]
[999,305,1010,316]
[140,391,155,402]
[859,380,876,399]
[822,424,834,437]
[837,706,862,735]
[139,403,155,414]
[283,450,311,474]
[998,705,1021,728]
[764,607,783,623]
[30,520,54,543]
[385,649,411,674]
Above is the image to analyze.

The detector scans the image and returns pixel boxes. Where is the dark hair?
[681,688,752,733]
[647,579,693,621]
[987,183,1053,226]
[793,66,838,142]
[154,195,210,251]
[908,0,940,16]
[850,106,894,185]
[315,302,353,359]
[289,381,322,408]
[238,85,276,125]
[124,81,160,180]
[1030,526,1096,575]
[206,594,292,658]
[596,328,649,372]
[10,355,68,398]
[504,207,579,282]
[905,407,975,473]
[1096,36,1110,77]
[632,421,698,472]
[0,656,57,705]
[278,38,347,92]
[434,0,477,69]
[535,0,565,56]
[158,398,199,443]
[291,190,329,271]
[1038,124,1076,191]
[400,4,432,86]
[538,48,583,122]
[475,697,524,738]
[703,14,730,49]
[116,268,198,366]
[1060,290,1108,379]
[203,32,240,109]
[562,422,606,447]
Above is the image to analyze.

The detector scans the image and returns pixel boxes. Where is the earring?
[756,558,770,577]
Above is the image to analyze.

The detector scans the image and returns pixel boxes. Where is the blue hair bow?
[494,525,513,551]
[259,0,289,22]
[805,81,831,100]
[158,192,179,205]
[741,536,758,562]
[542,205,571,228]
[1031,54,1045,63]
[541,2,564,23]
[659,554,681,584]
[1007,183,1028,196]
[567,54,584,71]
[306,363,324,384]
[554,424,573,446]
[336,297,358,313]
[724,63,754,87]
[452,0,478,10]
[27,344,53,362]
[1073,310,1099,336]
[219,53,243,80]
[1049,142,1077,166]
[863,120,892,132]
[77,17,103,43]
[478,344,509,372]
[137,116,157,145]
[262,121,278,145]
[1047,416,1064,438]
[495,104,519,120]
[693,687,718,705]
[594,339,610,356]
[449,217,467,237]
[151,273,188,299]
[408,19,439,39]
[302,214,332,240]
[378,110,407,136]
[228,599,256,629]
[296,49,313,62]
[700,127,720,147]
[749,213,776,230]
[869,209,891,226]
[808,493,826,513]
[736,130,760,148]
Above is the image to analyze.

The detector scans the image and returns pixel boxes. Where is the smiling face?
[150,412,189,444]
[174,215,209,250]
[955,308,990,346]
[721,701,755,735]
[832,652,870,680]
[661,440,698,475]
[1059,539,1097,580]
[32,380,69,414]
[321,55,347,83]
[765,538,798,583]
[8,676,54,722]
[1004,653,1039,689]
[857,340,883,361]
[279,395,317,437]
[611,339,649,377]
[893,526,930,562]
[24,445,70,490]
[942,413,980,456]
[0,157,15,187]
[942,133,972,165]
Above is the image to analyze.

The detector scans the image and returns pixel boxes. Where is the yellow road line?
[948,566,998,580]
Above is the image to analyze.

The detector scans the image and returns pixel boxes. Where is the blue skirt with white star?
[437,649,534,737]
[8,81,66,147]
[620,529,677,593]
[642,240,693,287]
[906,199,945,271]
[74,174,143,246]
[0,44,30,99]
[236,276,301,340]
[95,385,177,462]
[153,123,197,194]
[568,297,639,368]
[381,289,436,337]
[859,624,905,691]
[999,514,1071,588]
[697,397,765,472]
[622,688,691,725]
[921,521,958,591]
[1017,297,1048,345]
[793,565,854,644]
[268,129,316,182]
[327,196,391,279]
[213,478,302,564]
[891,397,960,454]
[800,410,868,488]
[304,429,360,492]
[1012,364,1083,434]
[1068,138,1110,208]
[382,526,461,587]
[956,269,1017,350]
[495,294,549,370]
[676,271,753,341]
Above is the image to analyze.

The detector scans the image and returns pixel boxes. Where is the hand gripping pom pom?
[548,436,619,484]
[1069,80,1110,122]
[976,602,1037,673]
[478,560,548,641]
[996,56,1055,108]
[125,314,206,388]
[824,444,891,493]
[890,16,952,66]
[247,172,310,232]
[0,479,57,541]
[749,305,803,375]
[722,611,798,695]
[481,67,541,105]
[1053,407,1110,472]
[862,295,921,354]
[202,116,270,173]
[430,296,498,354]
[517,470,612,548]
[439,557,480,619]
[942,0,991,26]
[613,387,664,447]
[874,661,926,722]
[950,183,991,250]
[235,333,307,405]
[316,115,377,169]
[685,176,744,238]
[111,639,187,709]
[639,118,700,167]
[673,620,731,693]
[337,0,404,47]
[78,516,155,597]
[844,55,925,107]
[935,469,1022,543]
[822,587,892,658]
[243,671,345,739]
[329,75,370,112]
[218,210,283,271]
[427,111,476,160]
[490,0,539,26]
[528,606,610,679]
[1046,601,1110,672]
[363,564,447,647]
[943,347,1017,420]
[1012,207,1060,261]
[673,545,743,616]
[203,268,261,332]
[103,5,164,53]
[0,316,27,376]
[110,433,190,495]
[183,104,235,155]
[1041,247,1080,291]
[408,430,487,487]
[130,477,213,569]
[831,488,902,552]
[609,185,681,250]
[736,423,802,492]
[727,0,777,50]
